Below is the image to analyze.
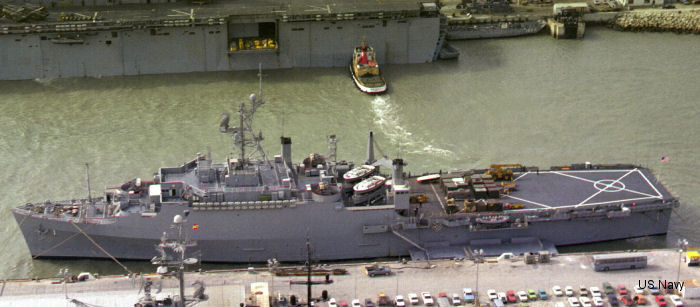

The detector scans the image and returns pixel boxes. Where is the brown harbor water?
[0,27,699,279]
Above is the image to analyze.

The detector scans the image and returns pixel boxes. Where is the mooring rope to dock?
[32,223,96,259]
[69,222,133,275]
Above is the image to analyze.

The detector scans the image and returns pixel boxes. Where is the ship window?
[111,32,118,38]
[106,40,112,45]
[189,32,195,35]
[324,27,330,30]
[337,26,343,29]
[150,29,157,35]
[383,20,387,27]
[41,36,47,40]
[291,27,305,31]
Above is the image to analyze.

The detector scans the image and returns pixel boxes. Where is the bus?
[592,253,648,271]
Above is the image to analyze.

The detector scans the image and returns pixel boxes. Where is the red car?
[618,286,629,296]
[621,295,634,306]
[506,291,517,303]
[655,295,666,306]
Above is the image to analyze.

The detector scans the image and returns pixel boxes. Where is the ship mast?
[219,63,269,165]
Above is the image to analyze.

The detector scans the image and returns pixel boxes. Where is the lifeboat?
[349,38,387,94]
[353,176,386,194]
[475,215,510,224]
[343,165,375,183]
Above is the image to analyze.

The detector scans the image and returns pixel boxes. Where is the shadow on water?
[0,67,355,95]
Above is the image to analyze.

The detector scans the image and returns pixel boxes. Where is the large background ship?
[13,75,680,262]
[0,0,442,80]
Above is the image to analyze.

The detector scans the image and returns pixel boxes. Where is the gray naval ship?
[14,78,680,262]
[0,0,444,80]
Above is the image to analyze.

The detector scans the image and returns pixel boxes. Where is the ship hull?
[14,203,673,262]
[446,20,546,40]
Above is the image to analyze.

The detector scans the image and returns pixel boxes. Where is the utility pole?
[306,236,312,306]
[677,238,688,284]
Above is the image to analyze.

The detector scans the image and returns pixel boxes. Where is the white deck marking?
[551,170,659,198]
[583,196,659,206]
[637,169,663,198]
[576,168,638,206]
[504,195,552,208]
[512,172,529,182]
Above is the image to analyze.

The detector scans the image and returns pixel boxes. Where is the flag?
[661,156,669,163]
[192,224,199,230]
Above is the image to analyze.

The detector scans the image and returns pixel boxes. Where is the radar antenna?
[219,63,269,164]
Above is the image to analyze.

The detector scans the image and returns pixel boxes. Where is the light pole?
[677,238,688,283]
[474,249,483,300]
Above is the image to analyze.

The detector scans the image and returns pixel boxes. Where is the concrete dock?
[1,249,700,306]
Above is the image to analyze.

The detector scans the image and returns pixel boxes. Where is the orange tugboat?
[349,39,387,94]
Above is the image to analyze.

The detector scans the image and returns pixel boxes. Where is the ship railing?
[192,199,297,211]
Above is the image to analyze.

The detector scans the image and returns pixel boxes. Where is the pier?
[1,249,699,306]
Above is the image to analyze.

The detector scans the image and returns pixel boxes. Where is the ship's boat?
[352,176,386,194]
[349,39,386,94]
[343,165,375,183]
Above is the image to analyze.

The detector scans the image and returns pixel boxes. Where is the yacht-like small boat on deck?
[349,40,387,94]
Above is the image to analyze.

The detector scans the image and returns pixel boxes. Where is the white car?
[579,286,589,297]
[590,287,602,297]
[568,297,581,307]
[352,299,362,307]
[487,289,498,301]
[556,303,566,307]
[421,292,434,306]
[407,293,419,305]
[553,286,564,296]
[451,294,461,305]
[497,292,506,303]
[592,296,604,307]
[579,296,592,307]
[329,298,338,307]
[634,285,644,294]
[669,294,683,306]
[565,286,575,297]
[517,291,528,302]
[395,296,406,307]
[462,288,475,303]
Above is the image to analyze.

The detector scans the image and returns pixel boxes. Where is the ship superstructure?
[13,75,680,261]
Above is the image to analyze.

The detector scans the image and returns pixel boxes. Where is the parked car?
[634,286,645,294]
[655,295,667,306]
[330,298,338,307]
[365,299,376,307]
[668,294,683,307]
[592,296,604,307]
[506,291,517,303]
[566,286,575,297]
[553,286,564,296]
[621,295,634,306]
[395,295,406,307]
[451,293,461,306]
[352,299,362,307]
[517,291,528,302]
[663,4,676,8]
[608,294,619,306]
[408,294,419,306]
[649,286,661,296]
[618,286,629,296]
[461,289,474,304]
[365,265,391,277]
[568,297,582,307]
[580,286,590,297]
[590,287,602,298]
[603,283,615,295]
[479,299,491,307]
[422,292,434,306]
[579,296,592,307]
[538,289,548,300]
[633,294,647,305]
[487,290,498,301]
[497,292,506,303]
[527,289,537,301]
